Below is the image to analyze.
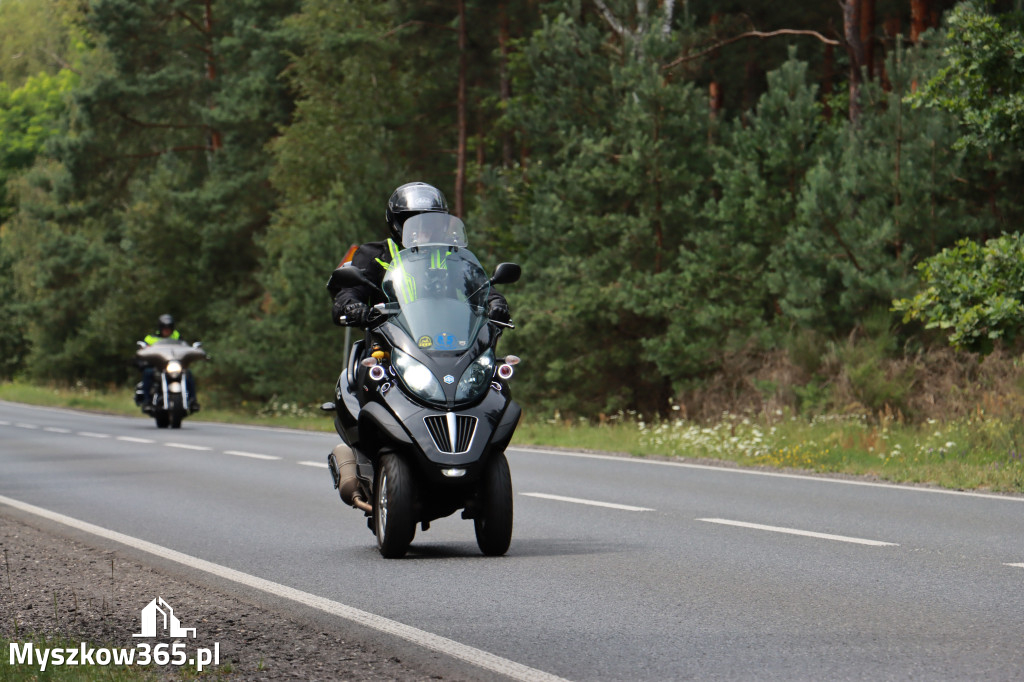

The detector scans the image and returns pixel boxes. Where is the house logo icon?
[132,597,196,638]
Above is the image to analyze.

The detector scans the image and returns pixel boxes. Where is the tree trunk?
[454,0,467,217]
[498,1,513,168]
[822,43,834,120]
[860,0,875,80]
[203,0,221,151]
[910,0,929,43]
[843,0,864,126]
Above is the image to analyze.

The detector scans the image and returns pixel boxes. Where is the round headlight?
[392,348,445,402]
[165,360,183,375]
[456,349,495,402]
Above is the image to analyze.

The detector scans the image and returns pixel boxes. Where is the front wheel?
[474,451,513,556]
[374,452,417,558]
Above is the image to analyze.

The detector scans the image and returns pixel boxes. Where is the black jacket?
[329,240,509,325]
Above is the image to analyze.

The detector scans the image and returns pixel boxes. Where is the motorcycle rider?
[135,314,198,411]
[330,182,511,327]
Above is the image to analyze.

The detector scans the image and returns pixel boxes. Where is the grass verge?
[2,382,1022,495]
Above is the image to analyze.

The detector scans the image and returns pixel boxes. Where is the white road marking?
[0,420,8,425]
[513,447,1024,503]
[697,518,898,547]
[521,492,653,512]
[78,432,109,438]
[224,450,281,461]
[44,427,71,434]
[1005,563,1024,569]
[14,423,39,429]
[165,443,211,451]
[117,436,154,444]
[0,495,569,682]
[297,461,328,468]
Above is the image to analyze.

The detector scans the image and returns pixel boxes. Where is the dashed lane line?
[297,461,328,468]
[224,450,281,461]
[0,494,570,682]
[521,492,654,512]
[1005,563,1024,569]
[5,422,287,464]
[697,517,898,547]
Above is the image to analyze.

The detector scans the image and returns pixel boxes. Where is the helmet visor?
[401,213,467,248]
[390,184,448,213]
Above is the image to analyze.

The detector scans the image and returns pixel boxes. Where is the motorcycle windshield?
[382,246,490,352]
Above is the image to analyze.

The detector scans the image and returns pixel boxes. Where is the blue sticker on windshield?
[436,333,456,349]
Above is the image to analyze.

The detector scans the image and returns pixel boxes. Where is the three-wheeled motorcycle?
[322,213,522,558]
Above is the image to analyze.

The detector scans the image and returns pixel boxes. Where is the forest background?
[2,0,1024,431]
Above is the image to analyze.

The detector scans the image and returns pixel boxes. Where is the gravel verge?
[0,511,447,681]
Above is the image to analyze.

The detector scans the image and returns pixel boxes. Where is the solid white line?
[117,436,154,444]
[1005,563,1024,569]
[697,518,898,547]
[521,492,653,512]
[0,495,568,682]
[44,427,71,434]
[165,443,211,451]
[78,431,109,438]
[297,461,328,468]
[511,447,1024,503]
[224,450,281,461]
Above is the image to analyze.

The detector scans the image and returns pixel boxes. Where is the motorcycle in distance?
[323,213,522,558]
[134,339,207,429]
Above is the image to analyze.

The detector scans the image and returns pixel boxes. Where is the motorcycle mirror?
[192,341,202,348]
[490,262,521,286]
[136,340,147,349]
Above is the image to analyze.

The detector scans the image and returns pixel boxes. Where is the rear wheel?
[474,451,513,556]
[374,452,416,558]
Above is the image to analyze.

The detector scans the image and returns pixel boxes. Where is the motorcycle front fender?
[358,401,414,447]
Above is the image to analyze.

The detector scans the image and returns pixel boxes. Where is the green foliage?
[909,1,1024,150]
[485,8,711,415]
[3,0,299,386]
[767,45,989,334]
[0,0,82,87]
[4,0,1024,421]
[893,232,1024,355]
[0,70,76,222]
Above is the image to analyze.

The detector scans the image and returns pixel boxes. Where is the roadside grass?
[509,409,1024,494]
[2,381,1022,494]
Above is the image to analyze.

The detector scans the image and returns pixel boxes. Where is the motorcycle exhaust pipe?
[330,444,372,513]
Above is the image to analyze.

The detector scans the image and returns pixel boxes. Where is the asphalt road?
[2,400,1023,681]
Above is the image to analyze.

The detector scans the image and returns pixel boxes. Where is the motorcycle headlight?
[165,360,183,376]
[392,348,445,403]
[456,349,495,402]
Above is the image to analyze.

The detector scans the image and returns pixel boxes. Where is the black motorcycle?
[323,213,522,558]
[134,339,206,429]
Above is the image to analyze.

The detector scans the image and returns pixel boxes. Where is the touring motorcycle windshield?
[382,246,490,352]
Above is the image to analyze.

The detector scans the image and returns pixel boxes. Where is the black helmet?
[385,182,449,245]
[158,314,175,329]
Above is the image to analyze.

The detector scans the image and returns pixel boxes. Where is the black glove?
[341,302,369,326]
[487,301,511,323]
